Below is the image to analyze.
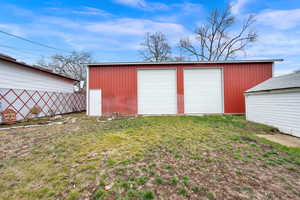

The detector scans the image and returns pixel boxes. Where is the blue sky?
[0,0,300,75]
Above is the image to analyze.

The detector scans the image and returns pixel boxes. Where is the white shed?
[245,72,300,137]
[0,54,76,92]
[0,54,85,123]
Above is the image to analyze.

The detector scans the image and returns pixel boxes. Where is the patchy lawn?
[0,114,299,200]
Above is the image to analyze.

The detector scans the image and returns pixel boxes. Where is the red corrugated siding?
[89,66,137,114]
[177,67,184,114]
[89,63,272,115]
[222,63,272,113]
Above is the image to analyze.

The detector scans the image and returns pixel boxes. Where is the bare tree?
[139,32,172,62]
[38,51,92,86]
[179,6,257,61]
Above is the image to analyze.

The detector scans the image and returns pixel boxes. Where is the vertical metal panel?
[223,63,272,113]
[176,66,184,114]
[89,62,272,115]
[89,66,137,115]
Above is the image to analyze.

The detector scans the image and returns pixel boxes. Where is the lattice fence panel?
[0,88,86,123]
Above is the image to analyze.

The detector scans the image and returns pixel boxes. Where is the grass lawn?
[0,113,299,200]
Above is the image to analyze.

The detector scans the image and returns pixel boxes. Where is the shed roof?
[0,55,78,82]
[246,71,300,93]
[87,59,283,66]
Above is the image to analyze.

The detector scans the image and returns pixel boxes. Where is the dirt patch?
[0,113,84,161]
[100,146,300,200]
[257,134,300,147]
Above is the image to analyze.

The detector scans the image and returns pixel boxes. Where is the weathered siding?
[89,62,273,115]
[89,66,137,115]
[0,60,74,92]
[246,89,300,137]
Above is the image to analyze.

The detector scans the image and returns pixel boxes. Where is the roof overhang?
[245,87,300,95]
[86,59,283,66]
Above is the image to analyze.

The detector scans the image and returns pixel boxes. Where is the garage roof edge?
[245,71,300,93]
[0,56,79,81]
[86,59,283,66]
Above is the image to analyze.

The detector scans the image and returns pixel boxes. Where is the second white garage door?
[184,68,223,114]
[138,69,177,114]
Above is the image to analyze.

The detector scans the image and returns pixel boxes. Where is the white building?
[245,71,300,137]
[0,54,76,93]
[0,54,85,123]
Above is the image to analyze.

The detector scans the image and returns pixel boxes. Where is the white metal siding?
[184,68,223,114]
[246,91,300,137]
[138,69,177,114]
[0,61,74,92]
[89,89,101,116]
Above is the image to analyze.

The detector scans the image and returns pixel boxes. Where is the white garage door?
[138,69,177,114]
[184,68,223,114]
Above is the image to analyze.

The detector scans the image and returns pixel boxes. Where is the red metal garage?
[87,59,281,116]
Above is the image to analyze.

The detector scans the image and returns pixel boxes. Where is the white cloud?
[2,14,189,53]
[0,24,26,36]
[71,7,111,16]
[151,2,203,24]
[114,0,146,7]
[228,5,300,77]
[36,16,81,29]
[113,0,169,11]
[274,60,300,76]
[35,16,187,38]
[85,18,188,39]
[60,34,127,51]
[230,0,250,15]
[177,2,203,15]
[147,2,169,10]
[46,6,111,17]
[246,32,300,57]
[7,0,300,72]
[274,68,299,76]
[256,9,300,29]
[237,30,300,77]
